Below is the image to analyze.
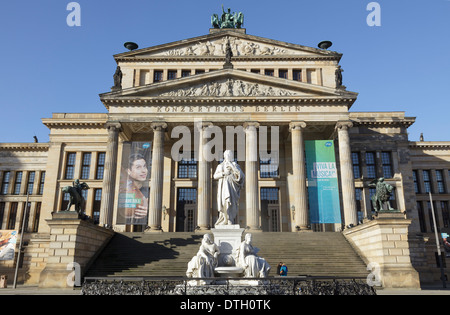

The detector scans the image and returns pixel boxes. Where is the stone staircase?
[85,232,369,278]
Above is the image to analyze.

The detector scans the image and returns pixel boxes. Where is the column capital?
[151,122,168,132]
[243,121,260,131]
[105,122,122,131]
[289,121,307,131]
[335,121,353,131]
[195,121,214,131]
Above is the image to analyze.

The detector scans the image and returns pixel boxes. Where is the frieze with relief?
[160,79,298,97]
[161,37,293,57]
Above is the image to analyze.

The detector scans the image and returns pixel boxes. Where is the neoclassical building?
[1,25,449,287]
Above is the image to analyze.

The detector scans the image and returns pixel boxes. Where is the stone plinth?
[343,211,420,289]
[211,225,244,268]
[38,211,114,288]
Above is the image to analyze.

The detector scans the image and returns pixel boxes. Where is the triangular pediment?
[114,30,340,60]
[100,69,357,102]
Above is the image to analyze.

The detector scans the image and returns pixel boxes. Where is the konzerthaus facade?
[0,26,449,287]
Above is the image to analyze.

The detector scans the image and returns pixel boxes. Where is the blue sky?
[0,0,449,143]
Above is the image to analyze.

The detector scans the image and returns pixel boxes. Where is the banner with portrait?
[305,140,342,224]
[0,230,17,261]
[116,141,152,225]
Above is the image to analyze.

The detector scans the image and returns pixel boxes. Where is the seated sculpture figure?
[186,234,220,279]
[235,234,271,278]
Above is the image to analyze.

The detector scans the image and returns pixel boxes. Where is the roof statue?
[211,5,244,29]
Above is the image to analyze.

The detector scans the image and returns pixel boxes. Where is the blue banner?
[305,140,342,224]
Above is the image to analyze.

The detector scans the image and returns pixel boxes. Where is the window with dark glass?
[365,152,376,179]
[293,70,302,81]
[251,69,260,74]
[14,171,23,195]
[0,202,5,229]
[168,70,177,80]
[260,153,279,178]
[93,189,102,225]
[154,70,163,82]
[1,171,10,195]
[355,188,364,222]
[33,202,41,232]
[22,202,31,233]
[423,170,432,193]
[264,69,274,76]
[352,152,361,179]
[8,202,17,229]
[381,152,393,178]
[65,153,76,180]
[38,171,45,195]
[413,170,420,193]
[81,152,91,179]
[26,171,35,195]
[427,201,437,232]
[279,69,288,79]
[436,170,446,194]
[417,201,426,232]
[181,70,191,78]
[177,153,197,178]
[195,69,205,75]
[61,192,70,211]
[96,152,106,180]
[441,201,450,228]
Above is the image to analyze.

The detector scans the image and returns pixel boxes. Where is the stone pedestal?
[343,211,420,289]
[211,225,244,269]
[38,211,114,288]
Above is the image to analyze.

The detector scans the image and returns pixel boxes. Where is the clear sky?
[0,0,449,143]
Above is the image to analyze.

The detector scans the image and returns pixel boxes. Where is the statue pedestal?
[211,225,244,269]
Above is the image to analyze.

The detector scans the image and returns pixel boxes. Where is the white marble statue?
[236,234,271,278]
[186,234,220,278]
[214,150,245,226]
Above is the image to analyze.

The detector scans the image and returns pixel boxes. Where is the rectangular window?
[33,202,41,232]
[96,152,106,180]
[264,69,274,76]
[441,201,450,229]
[428,201,438,232]
[80,152,91,180]
[38,171,46,195]
[195,69,205,75]
[251,69,260,74]
[417,201,426,233]
[260,153,279,178]
[1,171,10,195]
[22,202,31,233]
[0,202,5,229]
[8,202,18,230]
[381,152,393,178]
[65,153,76,180]
[176,188,197,232]
[93,189,102,225]
[413,170,420,194]
[260,188,280,232]
[293,70,302,81]
[355,188,363,216]
[181,70,191,78]
[26,171,35,195]
[168,70,177,80]
[153,70,163,83]
[177,153,197,178]
[352,152,361,179]
[365,152,377,179]
[14,171,23,195]
[436,170,446,194]
[61,192,70,211]
[423,170,432,193]
[278,69,288,79]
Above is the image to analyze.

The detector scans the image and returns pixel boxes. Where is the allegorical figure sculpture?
[61,179,90,216]
[186,234,220,278]
[112,66,122,90]
[214,150,245,226]
[211,5,244,29]
[236,234,271,278]
[369,177,395,212]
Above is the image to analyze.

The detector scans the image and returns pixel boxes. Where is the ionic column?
[336,121,358,228]
[99,122,121,228]
[148,122,167,232]
[244,122,261,230]
[289,121,309,230]
[197,122,213,230]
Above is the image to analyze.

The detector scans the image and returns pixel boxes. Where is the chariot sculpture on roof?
[211,5,244,29]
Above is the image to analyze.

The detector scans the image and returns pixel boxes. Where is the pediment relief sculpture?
[159,79,299,97]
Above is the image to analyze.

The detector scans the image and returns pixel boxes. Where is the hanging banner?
[305,140,342,224]
[116,141,152,225]
[0,230,17,261]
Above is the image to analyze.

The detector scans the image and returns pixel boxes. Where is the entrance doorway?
[176,188,197,232]
[260,187,280,232]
